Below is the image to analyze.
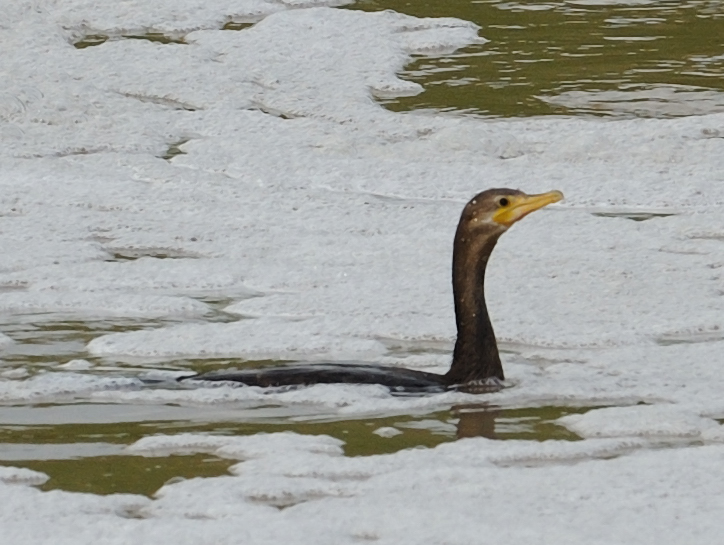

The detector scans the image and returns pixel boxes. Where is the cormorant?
[181,189,563,393]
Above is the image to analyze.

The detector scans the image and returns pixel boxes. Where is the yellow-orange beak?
[492,190,564,227]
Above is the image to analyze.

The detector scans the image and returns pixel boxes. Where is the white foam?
[53,0,354,37]
[0,466,49,486]
[539,84,724,118]
[86,207,724,358]
[9,429,724,544]
[58,359,94,370]
[87,318,388,361]
[372,426,403,438]
[559,405,722,439]
[0,292,210,319]
[2,259,252,296]
[0,368,29,379]
[0,372,142,403]
[566,0,655,5]
[0,332,14,349]
[127,431,344,458]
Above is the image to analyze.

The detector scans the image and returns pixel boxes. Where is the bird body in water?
[182,189,563,393]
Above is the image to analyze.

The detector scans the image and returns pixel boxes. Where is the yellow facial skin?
[492,190,564,227]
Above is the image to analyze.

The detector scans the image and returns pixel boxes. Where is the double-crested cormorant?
[182,189,563,393]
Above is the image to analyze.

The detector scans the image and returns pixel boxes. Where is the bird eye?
[498,197,509,207]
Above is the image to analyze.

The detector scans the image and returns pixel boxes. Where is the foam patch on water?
[123,431,648,511]
[0,372,142,403]
[87,318,388,361]
[494,341,724,415]
[558,405,723,439]
[127,431,344,458]
[129,430,643,465]
[0,466,49,486]
[0,292,210,319]
[50,0,354,38]
[565,0,655,5]
[58,359,94,370]
[2,259,253,296]
[0,332,14,349]
[84,207,724,357]
[6,436,724,543]
[0,368,28,379]
[373,426,403,438]
[539,84,724,118]
[128,431,648,519]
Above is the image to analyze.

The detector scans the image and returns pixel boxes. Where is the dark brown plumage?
[182,188,563,393]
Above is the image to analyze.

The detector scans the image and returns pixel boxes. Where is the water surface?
[0,398,585,495]
[0,309,594,496]
[6,0,719,496]
[351,0,724,117]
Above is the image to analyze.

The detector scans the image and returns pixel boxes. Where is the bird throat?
[445,227,504,386]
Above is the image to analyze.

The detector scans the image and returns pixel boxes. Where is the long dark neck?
[444,225,504,385]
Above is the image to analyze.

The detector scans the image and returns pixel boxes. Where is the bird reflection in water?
[451,403,500,439]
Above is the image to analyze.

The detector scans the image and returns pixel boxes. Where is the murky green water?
[351,0,724,117]
[0,398,585,495]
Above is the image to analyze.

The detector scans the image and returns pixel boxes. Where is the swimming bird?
[182,189,563,393]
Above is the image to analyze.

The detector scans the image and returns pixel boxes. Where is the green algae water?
[350,0,724,117]
[0,400,585,496]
